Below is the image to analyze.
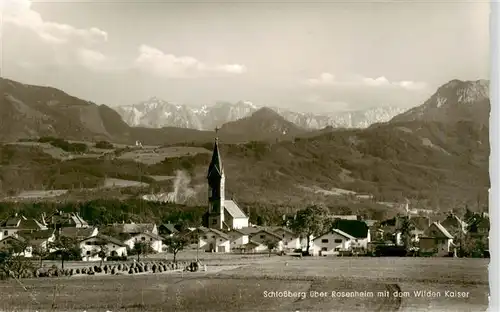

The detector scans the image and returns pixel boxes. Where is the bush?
[95,141,114,149]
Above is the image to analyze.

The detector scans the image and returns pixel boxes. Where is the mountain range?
[0,77,490,212]
[115,98,407,130]
[0,77,490,145]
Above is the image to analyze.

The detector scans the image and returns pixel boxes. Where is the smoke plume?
[142,170,202,204]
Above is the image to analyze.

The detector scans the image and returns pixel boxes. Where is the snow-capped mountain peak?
[114,98,406,130]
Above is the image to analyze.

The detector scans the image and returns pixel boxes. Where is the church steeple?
[207,127,223,179]
[207,127,225,229]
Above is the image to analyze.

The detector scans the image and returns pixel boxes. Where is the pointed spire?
[207,126,223,179]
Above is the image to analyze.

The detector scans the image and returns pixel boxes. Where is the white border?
[490,1,498,311]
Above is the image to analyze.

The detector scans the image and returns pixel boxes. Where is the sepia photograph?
[0,0,492,311]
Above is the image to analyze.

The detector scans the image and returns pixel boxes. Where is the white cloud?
[2,0,108,45]
[305,73,336,86]
[305,73,427,91]
[133,45,247,78]
[75,48,108,70]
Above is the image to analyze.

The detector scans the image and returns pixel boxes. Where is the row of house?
[0,211,164,261]
[0,209,489,260]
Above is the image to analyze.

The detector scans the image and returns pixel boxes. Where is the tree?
[164,236,188,263]
[32,244,50,268]
[289,205,329,256]
[397,216,415,252]
[265,240,277,257]
[131,241,154,261]
[94,240,109,266]
[48,236,80,270]
[0,240,34,280]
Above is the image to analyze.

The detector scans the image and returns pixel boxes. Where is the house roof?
[135,231,163,241]
[0,235,26,244]
[224,200,247,219]
[194,227,230,240]
[60,227,95,239]
[81,234,127,247]
[209,228,230,240]
[1,215,47,230]
[237,226,262,235]
[251,229,282,240]
[330,215,359,221]
[330,219,369,239]
[363,220,378,227]
[314,229,357,241]
[431,222,454,239]
[246,240,262,247]
[410,216,430,231]
[159,223,179,234]
[120,223,156,234]
[16,229,55,241]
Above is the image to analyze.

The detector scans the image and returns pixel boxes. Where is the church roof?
[207,139,223,179]
[224,200,247,219]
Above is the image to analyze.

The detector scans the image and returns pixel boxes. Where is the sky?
[0,0,490,113]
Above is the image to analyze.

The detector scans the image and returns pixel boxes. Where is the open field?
[0,257,488,311]
[117,146,211,165]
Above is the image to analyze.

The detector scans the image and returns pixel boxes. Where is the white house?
[193,227,231,253]
[228,230,249,252]
[223,200,249,230]
[0,214,47,240]
[249,229,284,252]
[272,227,301,251]
[312,229,356,256]
[419,222,455,256]
[16,229,57,257]
[80,234,128,261]
[124,232,163,253]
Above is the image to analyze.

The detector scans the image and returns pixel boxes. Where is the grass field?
[0,256,488,311]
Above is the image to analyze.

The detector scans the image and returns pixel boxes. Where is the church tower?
[207,129,225,229]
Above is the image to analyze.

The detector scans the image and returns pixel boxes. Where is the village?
[0,136,490,264]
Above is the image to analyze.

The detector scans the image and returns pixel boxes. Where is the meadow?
[0,256,488,312]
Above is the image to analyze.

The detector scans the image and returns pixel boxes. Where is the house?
[189,227,231,253]
[79,234,128,261]
[44,211,89,229]
[119,223,159,236]
[329,219,371,250]
[205,135,249,230]
[465,214,490,246]
[228,229,249,252]
[16,229,57,255]
[248,229,283,252]
[102,223,163,253]
[329,215,360,221]
[271,227,300,251]
[158,223,179,237]
[440,213,467,239]
[123,232,163,253]
[0,235,32,257]
[419,222,455,256]
[409,216,431,243]
[0,214,48,240]
[311,229,356,256]
[60,227,98,241]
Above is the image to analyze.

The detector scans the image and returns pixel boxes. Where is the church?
[205,133,249,230]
